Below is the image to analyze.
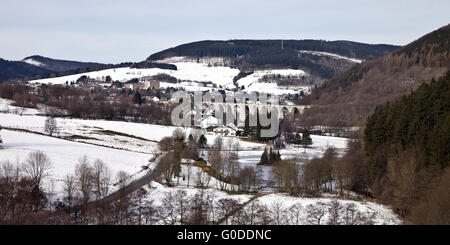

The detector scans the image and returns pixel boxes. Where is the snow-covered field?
[237,193,401,225]
[0,97,349,186]
[0,99,401,224]
[238,136,349,183]
[237,69,306,88]
[236,69,309,95]
[298,50,364,63]
[135,181,401,225]
[0,112,265,153]
[0,98,265,153]
[143,181,252,208]
[28,56,315,95]
[0,129,150,194]
[29,57,240,91]
[0,100,347,188]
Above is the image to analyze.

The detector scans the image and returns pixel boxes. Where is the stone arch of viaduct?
[204,102,309,119]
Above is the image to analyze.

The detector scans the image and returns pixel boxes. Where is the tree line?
[0,82,174,125]
[363,71,450,224]
[0,150,379,225]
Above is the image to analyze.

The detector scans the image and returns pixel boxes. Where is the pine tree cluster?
[258,147,281,165]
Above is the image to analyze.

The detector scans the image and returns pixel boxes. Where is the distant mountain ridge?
[299,24,450,127]
[22,55,105,72]
[0,56,108,83]
[147,39,400,81]
[0,58,52,82]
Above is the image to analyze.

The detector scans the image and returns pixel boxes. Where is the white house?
[211,125,237,137]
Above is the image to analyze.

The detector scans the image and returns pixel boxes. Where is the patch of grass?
[223,190,260,195]
[93,129,156,142]
[65,135,99,141]
[238,137,269,145]
[193,160,207,168]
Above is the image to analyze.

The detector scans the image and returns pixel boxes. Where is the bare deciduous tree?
[287,203,303,225]
[217,198,239,225]
[269,200,286,225]
[63,174,77,208]
[116,171,130,192]
[174,189,189,224]
[75,156,93,205]
[306,201,327,225]
[44,117,58,136]
[327,199,344,225]
[22,151,52,190]
[92,159,111,200]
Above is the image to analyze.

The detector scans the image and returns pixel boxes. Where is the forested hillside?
[22,55,105,73]
[147,39,398,80]
[299,24,450,127]
[363,72,450,224]
[0,58,53,82]
[0,56,109,83]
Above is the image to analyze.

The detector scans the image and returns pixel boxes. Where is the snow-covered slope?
[29,58,240,90]
[240,193,401,225]
[22,58,45,67]
[236,69,308,95]
[28,56,315,95]
[298,50,364,63]
[237,69,307,88]
[0,129,150,194]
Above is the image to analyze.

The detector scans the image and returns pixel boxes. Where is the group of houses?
[123,76,161,91]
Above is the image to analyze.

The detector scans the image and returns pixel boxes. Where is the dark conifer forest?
[363,72,450,223]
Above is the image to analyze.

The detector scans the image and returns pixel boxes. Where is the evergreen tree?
[188,133,194,143]
[294,132,302,145]
[0,127,2,144]
[301,129,313,148]
[268,147,273,164]
[133,91,142,105]
[198,134,207,148]
[276,150,281,162]
[259,147,269,165]
[269,147,278,164]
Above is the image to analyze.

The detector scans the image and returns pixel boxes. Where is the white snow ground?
[236,69,309,95]
[0,99,401,224]
[136,180,401,225]
[22,58,44,67]
[298,50,363,63]
[0,129,150,194]
[28,57,314,95]
[239,193,401,225]
[29,59,240,91]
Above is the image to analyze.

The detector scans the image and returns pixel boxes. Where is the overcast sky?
[1,0,449,63]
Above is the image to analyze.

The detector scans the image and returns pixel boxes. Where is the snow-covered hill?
[298,50,364,63]
[29,58,241,90]
[28,56,317,95]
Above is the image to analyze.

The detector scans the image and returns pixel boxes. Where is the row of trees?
[0,150,380,225]
[258,147,281,165]
[157,130,267,193]
[231,199,376,225]
[293,129,313,148]
[266,144,369,198]
[156,128,364,199]
[0,150,136,224]
[0,82,174,125]
[152,191,377,225]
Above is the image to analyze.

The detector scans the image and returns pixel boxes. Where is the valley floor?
[0,99,401,224]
